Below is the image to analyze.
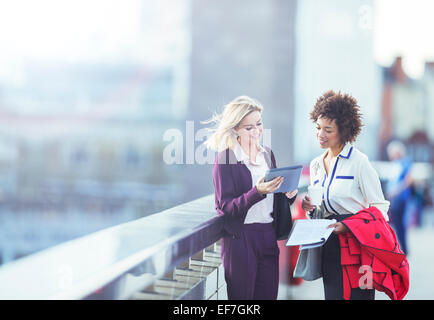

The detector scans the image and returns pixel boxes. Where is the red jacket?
[338,207,409,300]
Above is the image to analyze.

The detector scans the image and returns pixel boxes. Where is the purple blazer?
[212,147,294,239]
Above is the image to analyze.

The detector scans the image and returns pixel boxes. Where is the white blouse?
[309,143,390,221]
[233,141,274,224]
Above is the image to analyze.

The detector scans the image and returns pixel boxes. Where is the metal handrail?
[0,194,223,299]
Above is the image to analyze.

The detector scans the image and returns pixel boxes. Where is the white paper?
[285,219,336,247]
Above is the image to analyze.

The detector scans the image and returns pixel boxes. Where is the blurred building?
[0,1,192,264]
[293,0,382,164]
[379,57,434,163]
[185,0,297,198]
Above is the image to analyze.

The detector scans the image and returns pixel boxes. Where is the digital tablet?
[264,165,303,193]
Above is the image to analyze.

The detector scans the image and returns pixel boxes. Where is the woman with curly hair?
[301,90,393,300]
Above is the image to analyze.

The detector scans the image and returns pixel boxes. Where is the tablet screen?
[264,165,303,193]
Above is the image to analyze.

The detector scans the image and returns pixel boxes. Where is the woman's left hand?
[328,222,349,234]
[285,189,298,199]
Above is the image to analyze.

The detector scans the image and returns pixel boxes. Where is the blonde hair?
[203,95,263,152]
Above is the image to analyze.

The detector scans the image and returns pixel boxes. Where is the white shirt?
[233,141,274,224]
[309,143,390,221]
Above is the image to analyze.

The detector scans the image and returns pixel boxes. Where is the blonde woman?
[204,96,297,300]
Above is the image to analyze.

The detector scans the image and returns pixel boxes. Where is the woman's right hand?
[256,176,284,196]
[301,194,316,212]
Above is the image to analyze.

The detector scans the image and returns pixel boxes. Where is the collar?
[338,142,354,159]
[320,142,354,162]
[232,140,266,164]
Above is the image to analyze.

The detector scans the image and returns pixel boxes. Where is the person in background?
[301,90,392,300]
[386,140,413,255]
[204,95,297,300]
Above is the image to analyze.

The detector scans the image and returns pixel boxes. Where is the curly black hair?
[309,90,363,144]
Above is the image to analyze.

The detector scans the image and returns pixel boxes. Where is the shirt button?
[375,233,380,239]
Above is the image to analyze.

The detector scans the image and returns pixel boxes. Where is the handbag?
[273,192,293,240]
[293,206,323,281]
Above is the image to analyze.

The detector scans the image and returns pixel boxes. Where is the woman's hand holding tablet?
[256,176,284,196]
[264,165,303,194]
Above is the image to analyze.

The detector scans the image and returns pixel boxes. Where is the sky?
[0,0,191,90]
[0,0,433,80]
[0,0,189,66]
[374,0,434,78]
